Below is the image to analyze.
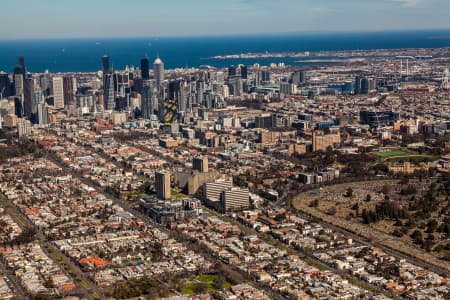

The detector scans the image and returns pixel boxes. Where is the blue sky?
[2,0,450,39]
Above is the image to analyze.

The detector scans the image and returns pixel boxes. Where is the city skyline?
[2,0,450,39]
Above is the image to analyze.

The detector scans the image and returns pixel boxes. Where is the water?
[0,30,450,73]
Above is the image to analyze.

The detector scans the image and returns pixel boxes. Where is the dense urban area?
[0,47,449,300]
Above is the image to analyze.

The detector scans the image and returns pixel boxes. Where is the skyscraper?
[14,74,24,98]
[103,73,115,110]
[153,57,164,88]
[52,76,64,109]
[0,72,12,98]
[102,55,110,74]
[155,171,171,200]
[13,56,26,100]
[240,66,248,79]
[228,65,237,77]
[63,76,75,107]
[141,80,152,118]
[141,57,150,80]
[37,102,48,125]
[23,75,37,123]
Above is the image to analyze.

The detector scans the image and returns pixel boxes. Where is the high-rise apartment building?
[52,76,64,109]
[312,130,341,152]
[221,187,249,212]
[155,171,171,200]
[203,179,233,201]
[153,57,164,88]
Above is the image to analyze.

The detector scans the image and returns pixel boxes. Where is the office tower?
[228,65,237,77]
[193,156,208,173]
[17,118,31,137]
[168,80,180,101]
[168,80,187,113]
[360,111,399,128]
[240,66,248,79]
[37,102,48,125]
[227,76,242,96]
[153,56,164,88]
[23,75,36,122]
[292,70,307,85]
[261,69,271,82]
[103,73,115,110]
[141,57,150,80]
[39,72,51,96]
[280,82,294,95]
[221,187,249,212]
[203,179,233,201]
[0,72,11,98]
[18,56,25,68]
[255,113,274,128]
[52,76,64,109]
[14,74,24,97]
[102,55,110,74]
[141,80,152,119]
[155,171,171,200]
[14,57,25,77]
[63,76,75,106]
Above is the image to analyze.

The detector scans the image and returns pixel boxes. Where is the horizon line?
[1,28,450,41]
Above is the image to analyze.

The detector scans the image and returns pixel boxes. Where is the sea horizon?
[1,29,450,73]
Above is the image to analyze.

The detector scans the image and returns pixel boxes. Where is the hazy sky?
[2,0,450,39]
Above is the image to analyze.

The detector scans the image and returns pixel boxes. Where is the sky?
[1,0,450,39]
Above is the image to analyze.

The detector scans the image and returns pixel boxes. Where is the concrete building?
[52,76,64,109]
[193,156,208,173]
[17,117,31,137]
[203,179,233,201]
[155,171,171,200]
[4,114,17,128]
[221,187,250,212]
[312,130,341,152]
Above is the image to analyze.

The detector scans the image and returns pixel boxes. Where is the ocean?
[1,30,450,73]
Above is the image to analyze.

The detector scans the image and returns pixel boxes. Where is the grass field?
[181,274,231,295]
[171,190,187,199]
[376,150,411,158]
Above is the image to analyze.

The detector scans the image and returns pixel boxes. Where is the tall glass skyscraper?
[153,57,164,88]
[103,73,115,111]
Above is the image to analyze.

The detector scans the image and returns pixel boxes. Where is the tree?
[410,230,423,245]
[214,274,226,290]
[326,206,337,216]
[309,199,319,208]
[392,229,404,237]
[426,220,438,233]
[345,187,354,198]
